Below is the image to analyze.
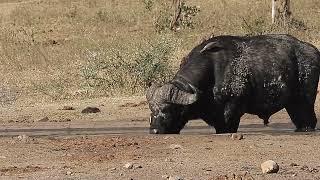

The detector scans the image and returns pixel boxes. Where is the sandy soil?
[0,94,319,180]
[1,133,320,180]
[0,0,320,179]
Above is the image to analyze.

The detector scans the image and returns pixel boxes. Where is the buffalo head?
[146,83,198,134]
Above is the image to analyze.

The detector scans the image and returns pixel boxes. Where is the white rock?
[17,134,28,140]
[261,160,279,173]
[162,175,169,179]
[16,134,31,143]
[231,133,243,140]
[124,162,133,169]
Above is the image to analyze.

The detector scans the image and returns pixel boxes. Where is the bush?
[80,35,178,96]
[177,1,201,29]
[133,36,175,87]
[142,0,154,11]
[154,1,200,33]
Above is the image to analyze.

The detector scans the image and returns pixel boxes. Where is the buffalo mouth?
[149,128,181,134]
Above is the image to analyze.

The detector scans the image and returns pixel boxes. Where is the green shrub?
[142,0,154,11]
[80,35,177,96]
[177,1,200,29]
[133,36,175,87]
[154,1,200,33]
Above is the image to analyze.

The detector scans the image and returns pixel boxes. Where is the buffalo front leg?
[202,110,228,134]
[223,102,244,133]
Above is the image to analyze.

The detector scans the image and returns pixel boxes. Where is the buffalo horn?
[200,41,221,53]
[146,83,161,101]
[159,84,198,105]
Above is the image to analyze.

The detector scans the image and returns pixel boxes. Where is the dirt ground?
[0,0,320,179]
[0,94,319,180]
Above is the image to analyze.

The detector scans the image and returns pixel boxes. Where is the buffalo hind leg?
[286,102,317,132]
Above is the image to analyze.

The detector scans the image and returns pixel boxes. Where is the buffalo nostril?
[153,129,159,134]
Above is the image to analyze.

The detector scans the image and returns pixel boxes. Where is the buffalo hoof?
[306,127,316,132]
[295,127,315,132]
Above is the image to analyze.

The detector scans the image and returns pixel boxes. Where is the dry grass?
[0,0,319,104]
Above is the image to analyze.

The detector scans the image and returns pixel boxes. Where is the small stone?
[290,163,298,167]
[110,167,116,171]
[241,171,255,180]
[244,174,254,180]
[162,175,169,179]
[169,144,182,149]
[168,176,183,180]
[261,160,279,174]
[165,158,174,162]
[308,167,319,173]
[17,134,29,142]
[66,171,72,175]
[301,165,309,170]
[62,106,75,110]
[292,173,297,177]
[60,118,72,122]
[134,164,142,169]
[81,107,100,113]
[124,162,133,169]
[38,117,49,122]
[231,133,243,140]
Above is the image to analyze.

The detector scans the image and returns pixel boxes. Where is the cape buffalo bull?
[146,34,320,134]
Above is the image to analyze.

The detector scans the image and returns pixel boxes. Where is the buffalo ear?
[200,41,223,54]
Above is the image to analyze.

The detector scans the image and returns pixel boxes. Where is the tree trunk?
[170,0,182,31]
[272,0,291,25]
[272,0,276,24]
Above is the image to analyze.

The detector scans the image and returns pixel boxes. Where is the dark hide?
[147,34,320,134]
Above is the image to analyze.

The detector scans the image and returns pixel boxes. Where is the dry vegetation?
[0,0,319,104]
